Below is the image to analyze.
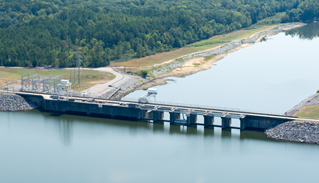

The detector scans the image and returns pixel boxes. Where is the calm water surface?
[126,23,319,114]
[1,23,319,183]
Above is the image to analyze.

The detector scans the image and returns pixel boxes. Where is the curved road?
[0,66,132,95]
[85,67,135,95]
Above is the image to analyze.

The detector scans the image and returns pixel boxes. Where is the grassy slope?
[0,68,115,91]
[295,105,319,119]
[110,13,285,67]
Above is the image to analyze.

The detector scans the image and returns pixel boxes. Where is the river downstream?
[1,23,319,183]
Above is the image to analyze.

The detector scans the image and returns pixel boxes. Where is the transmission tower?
[21,72,30,91]
[53,75,62,93]
[76,48,82,86]
[31,73,41,92]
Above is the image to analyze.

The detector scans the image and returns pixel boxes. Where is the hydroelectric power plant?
[17,90,299,131]
[10,71,308,131]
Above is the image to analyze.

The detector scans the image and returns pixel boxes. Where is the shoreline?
[114,23,305,99]
[157,23,304,78]
[265,121,319,144]
[0,93,37,111]
[285,93,319,116]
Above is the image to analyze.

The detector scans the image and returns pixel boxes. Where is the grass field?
[245,12,285,29]
[0,68,115,91]
[110,13,286,68]
[295,105,319,119]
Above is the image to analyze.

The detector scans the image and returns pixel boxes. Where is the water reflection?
[3,24,319,183]
[19,110,280,144]
[58,118,73,146]
[285,22,319,40]
[2,109,319,183]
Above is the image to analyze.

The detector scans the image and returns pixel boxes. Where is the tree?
[139,70,148,78]
[300,6,315,22]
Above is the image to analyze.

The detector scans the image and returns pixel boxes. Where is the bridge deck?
[16,92,319,123]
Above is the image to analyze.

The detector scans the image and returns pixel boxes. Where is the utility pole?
[76,48,82,86]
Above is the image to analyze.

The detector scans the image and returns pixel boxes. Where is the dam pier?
[17,92,297,131]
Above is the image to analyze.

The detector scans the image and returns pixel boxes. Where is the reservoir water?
[1,23,319,183]
[125,23,319,114]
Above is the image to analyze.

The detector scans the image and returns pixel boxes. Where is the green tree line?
[281,0,319,22]
[0,0,317,67]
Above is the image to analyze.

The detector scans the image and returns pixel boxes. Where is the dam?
[17,92,298,131]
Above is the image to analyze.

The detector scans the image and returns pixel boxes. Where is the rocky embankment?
[0,94,37,111]
[285,93,319,116]
[112,23,304,99]
[151,23,304,76]
[265,121,319,144]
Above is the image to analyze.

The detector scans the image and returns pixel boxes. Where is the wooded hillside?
[0,0,317,67]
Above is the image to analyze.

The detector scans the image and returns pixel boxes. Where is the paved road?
[19,92,313,123]
[1,66,141,97]
[79,67,121,95]
[84,67,138,96]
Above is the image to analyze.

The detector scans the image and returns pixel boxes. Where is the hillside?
[0,0,318,68]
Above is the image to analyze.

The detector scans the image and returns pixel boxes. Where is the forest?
[0,0,318,67]
[286,20,319,39]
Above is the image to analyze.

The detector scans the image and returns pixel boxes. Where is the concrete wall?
[169,112,180,123]
[204,115,214,127]
[152,111,164,122]
[18,93,292,131]
[221,117,232,129]
[45,100,143,120]
[18,94,143,120]
[18,94,45,108]
[187,114,197,125]
[242,115,290,130]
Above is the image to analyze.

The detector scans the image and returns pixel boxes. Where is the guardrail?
[122,97,284,116]
[106,87,121,99]
[15,91,286,116]
[0,89,16,94]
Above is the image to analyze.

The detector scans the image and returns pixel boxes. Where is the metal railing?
[0,88,16,94]
[122,97,284,116]
[13,91,286,116]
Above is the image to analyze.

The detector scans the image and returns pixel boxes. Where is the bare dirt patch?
[134,78,170,90]
[159,43,253,78]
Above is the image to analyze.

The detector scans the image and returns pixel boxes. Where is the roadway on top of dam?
[16,91,317,123]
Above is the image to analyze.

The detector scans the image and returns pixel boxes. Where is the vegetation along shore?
[264,90,319,144]
[0,0,317,68]
[112,22,304,99]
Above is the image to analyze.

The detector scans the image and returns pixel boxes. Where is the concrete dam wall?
[18,92,296,131]
[19,93,143,120]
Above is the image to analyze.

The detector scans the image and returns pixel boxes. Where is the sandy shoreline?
[159,23,304,79]
[158,43,253,78]
[114,23,305,98]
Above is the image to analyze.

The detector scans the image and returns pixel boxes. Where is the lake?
[1,23,319,183]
